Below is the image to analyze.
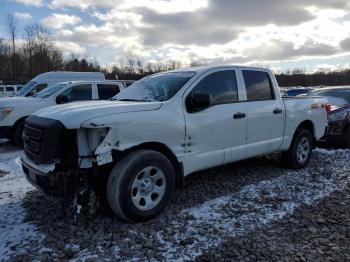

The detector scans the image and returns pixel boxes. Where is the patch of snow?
[0,149,42,260]
[156,149,350,261]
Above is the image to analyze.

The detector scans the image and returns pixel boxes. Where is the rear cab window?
[97,84,120,100]
[56,84,93,104]
[242,70,275,101]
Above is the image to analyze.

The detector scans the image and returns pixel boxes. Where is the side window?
[243,70,274,101]
[97,84,120,100]
[6,86,14,92]
[188,70,238,107]
[56,84,92,104]
[0,87,4,92]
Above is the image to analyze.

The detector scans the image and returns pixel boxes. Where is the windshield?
[16,81,37,96]
[36,83,68,98]
[113,71,196,102]
[35,84,67,98]
[309,88,350,105]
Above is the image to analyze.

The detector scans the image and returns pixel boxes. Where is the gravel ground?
[0,142,349,261]
[197,185,350,262]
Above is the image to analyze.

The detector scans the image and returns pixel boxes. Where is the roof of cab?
[31,71,105,81]
[57,80,133,85]
[172,65,272,75]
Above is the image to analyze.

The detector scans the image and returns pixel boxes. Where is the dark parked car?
[309,87,350,147]
[283,87,312,97]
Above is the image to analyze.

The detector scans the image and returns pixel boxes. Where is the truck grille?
[23,124,44,162]
[23,115,64,165]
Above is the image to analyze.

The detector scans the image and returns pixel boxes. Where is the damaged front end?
[21,115,114,216]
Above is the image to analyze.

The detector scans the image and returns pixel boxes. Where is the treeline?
[2,14,350,87]
[276,69,350,87]
[0,14,182,84]
[0,15,100,84]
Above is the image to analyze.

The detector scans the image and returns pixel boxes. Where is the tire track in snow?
[156,149,350,261]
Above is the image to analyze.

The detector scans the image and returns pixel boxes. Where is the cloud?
[14,12,32,20]
[340,37,350,51]
[49,0,115,9]
[42,13,82,29]
[37,0,350,68]
[54,40,86,55]
[14,0,43,6]
[243,40,339,61]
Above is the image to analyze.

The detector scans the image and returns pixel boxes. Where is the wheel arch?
[295,120,316,148]
[113,142,184,189]
[12,116,28,131]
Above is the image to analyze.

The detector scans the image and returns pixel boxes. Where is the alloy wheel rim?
[131,166,166,211]
[296,136,310,164]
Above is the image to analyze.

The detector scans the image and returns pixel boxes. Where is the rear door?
[5,86,14,96]
[240,70,285,157]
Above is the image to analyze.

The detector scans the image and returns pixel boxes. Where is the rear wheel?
[107,150,175,222]
[283,128,313,169]
[13,120,25,147]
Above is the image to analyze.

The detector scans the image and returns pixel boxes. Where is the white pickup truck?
[21,66,328,222]
[0,80,131,146]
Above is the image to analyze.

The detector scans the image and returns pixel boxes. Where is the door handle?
[233,112,246,119]
[273,108,283,114]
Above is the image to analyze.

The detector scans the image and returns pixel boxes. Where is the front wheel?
[283,128,313,169]
[107,150,175,222]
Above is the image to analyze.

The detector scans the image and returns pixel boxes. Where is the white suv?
[0,80,131,146]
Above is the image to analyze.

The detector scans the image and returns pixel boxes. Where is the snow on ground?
[0,144,349,261]
[156,149,350,261]
[0,144,41,261]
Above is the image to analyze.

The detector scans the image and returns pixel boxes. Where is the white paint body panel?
[30,66,328,176]
[0,81,125,128]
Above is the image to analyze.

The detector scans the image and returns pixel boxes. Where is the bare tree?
[24,24,36,77]
[5,14,18,54]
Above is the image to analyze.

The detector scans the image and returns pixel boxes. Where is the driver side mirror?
[56,94,69,104]
[186,93,211,113]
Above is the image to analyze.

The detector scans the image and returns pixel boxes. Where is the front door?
[183,69,247,174]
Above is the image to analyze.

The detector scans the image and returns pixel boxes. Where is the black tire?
[13,120,25,147]
[283,128,313,169]
[107,149,175,222]
[344,129,350,148]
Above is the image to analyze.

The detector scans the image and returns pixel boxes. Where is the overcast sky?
[1,0,350,72]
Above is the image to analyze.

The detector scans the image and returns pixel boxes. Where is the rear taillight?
[325,103,331,118]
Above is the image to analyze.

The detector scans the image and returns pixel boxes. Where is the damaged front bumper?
[21,155,77,197]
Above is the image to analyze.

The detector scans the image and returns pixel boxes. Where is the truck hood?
[35,100,163,128]
[0,96,41,106]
